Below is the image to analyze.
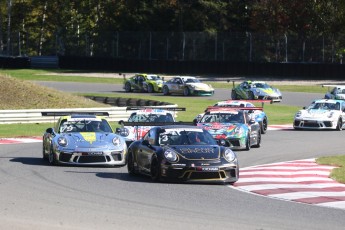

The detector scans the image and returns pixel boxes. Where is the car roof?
[205,108,244,113]
[131,109,173,115]
[215,100,254,107]
[156,125,202,130]
[313,99,344,103]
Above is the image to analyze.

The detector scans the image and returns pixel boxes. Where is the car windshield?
[252,82,270,89]
[147,75,161,80]
[200,112,244,123]
[128,113,174,122]
[59,119,112,133]
[308,102,340,110]
[184,78,200,83]
[336,88,345,94]
[159,128,217,145]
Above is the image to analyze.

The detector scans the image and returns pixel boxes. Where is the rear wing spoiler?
[223,99,272,104]
[41,112,110,116]
[205,106,263,112]
[126,107,186,111]
[119,121,195,126]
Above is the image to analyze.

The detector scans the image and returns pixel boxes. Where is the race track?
[0,81,344,230]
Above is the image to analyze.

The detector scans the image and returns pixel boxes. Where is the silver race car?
[42,112,127,166]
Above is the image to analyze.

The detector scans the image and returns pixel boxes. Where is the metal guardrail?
[0,105,179,124]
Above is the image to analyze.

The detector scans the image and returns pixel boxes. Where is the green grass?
[316,156,345,184]
[0,69,330,93]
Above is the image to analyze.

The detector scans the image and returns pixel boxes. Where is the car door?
[169,78,181,93]
[238,82,250,99]
[137,129,156,174]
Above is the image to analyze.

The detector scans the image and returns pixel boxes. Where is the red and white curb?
[268,124,293,130]
[0,137,42,145]
[233,159,345,210]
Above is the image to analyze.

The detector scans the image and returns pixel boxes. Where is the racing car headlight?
[164,149,178,162]
[112,136,122,146]
[118,128,129,137]
[223,148,236,162]
[57,137,68,147]
[295,111,302,118]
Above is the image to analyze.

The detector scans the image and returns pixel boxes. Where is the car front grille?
[59,153,72,162]
[75,156,107,163]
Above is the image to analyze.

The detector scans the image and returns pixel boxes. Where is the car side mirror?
[118,120,124,126]
[142,140,150,146]
[46,128,54,134]
[193,118,198,125]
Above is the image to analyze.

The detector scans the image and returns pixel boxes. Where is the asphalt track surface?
[0,81,344,230]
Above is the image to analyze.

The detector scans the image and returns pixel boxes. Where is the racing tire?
[253,132,261,148]
[163,86,170,95]
[42,145,48,160]
[183,87,190,96]
[260,117,268,134]
[127,152,138,176]
[231,90,238,100]
[248,91,255,100]
[336,118,343,131]
[245,134,251,151]
[125,82,132,92]
[147,84,154,93]
[150,155,161,182]
[48,147,58,166]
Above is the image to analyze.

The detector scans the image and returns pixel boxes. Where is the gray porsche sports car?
[42,112,127,167]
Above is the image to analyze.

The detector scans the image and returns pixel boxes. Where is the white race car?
[115,107,183,146]
[293,99,345,130]
[323,85,345,100]
[162,76,214,96]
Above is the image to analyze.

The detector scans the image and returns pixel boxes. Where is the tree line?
[1,0,345,60]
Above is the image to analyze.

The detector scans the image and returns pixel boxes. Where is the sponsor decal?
[179,147,214,154]
[80,132,96,144]
[196,166,219,171]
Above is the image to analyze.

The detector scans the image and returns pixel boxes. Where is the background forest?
[1,0,345,63]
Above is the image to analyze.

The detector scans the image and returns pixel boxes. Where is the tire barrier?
[85,96,173,107]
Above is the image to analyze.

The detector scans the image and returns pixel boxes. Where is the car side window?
[148,129,156,145]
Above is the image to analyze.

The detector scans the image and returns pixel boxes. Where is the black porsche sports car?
[127,125,239,184]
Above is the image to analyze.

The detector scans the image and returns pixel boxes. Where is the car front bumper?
[54,148,127,166]
[160,161,239,184]
[293,119,337,129]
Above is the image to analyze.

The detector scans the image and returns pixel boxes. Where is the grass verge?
[316,156,345,184]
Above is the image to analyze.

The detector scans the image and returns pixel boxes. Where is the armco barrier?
[0,105,179,124]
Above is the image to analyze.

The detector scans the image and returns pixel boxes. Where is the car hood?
[166,146,220,160]
[196,122,246,138]
[148,80,163,84]
[186,83,213,90]
[61,132,115,148]
[254,88,279,95]
[300,109,334,118]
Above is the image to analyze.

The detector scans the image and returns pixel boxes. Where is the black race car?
[127,125,239,184]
